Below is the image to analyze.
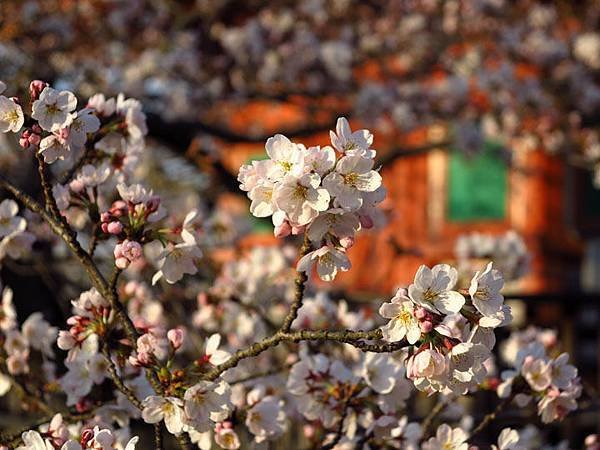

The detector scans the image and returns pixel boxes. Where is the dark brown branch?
[202,328,393,381]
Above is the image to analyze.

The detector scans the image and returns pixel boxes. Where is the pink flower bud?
[59,127,70,140]
[100,212,111,222]
[419,320,433,333]
[415,307,427,320]
[28,133,41,146]
[339,235,355,248]
[101,223,110,233]
[291,224,306,235]
[75,399,92,413]
[80,429,94,447]
[147,196,161,213]
[107,221,123,234]
[167,327,185,350]
[69,179,85,193]
[19,137,30,148]
[29,80,48,101]
[197,292,208,306]
[359,214,374,229]
[303,424,316,439]
[32,124,42,134]
[110,200,127,215]
[115,257,129,269]
[274,221,292,238]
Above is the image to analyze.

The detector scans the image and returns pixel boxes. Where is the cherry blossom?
[0,95,24,133]
[296,245,351,281]
[379,289,421,344]
[422,424,469,450]
[31,87,77,132]
[408,264,465,315]
[469,262,505,317]
[141,396,185,435]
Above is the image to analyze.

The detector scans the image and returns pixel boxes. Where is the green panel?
[448,142,507,222]
[251,216,274,234]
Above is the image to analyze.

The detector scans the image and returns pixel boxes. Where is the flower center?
[343,141,356,151]
[475,286,490,300]
[2,109,19,124]
[398,310,412,326]
[279,160,293,172]
[423,289,437,302]
[293,184,308,199]
[342,172,359,187]
[45,103,60,115]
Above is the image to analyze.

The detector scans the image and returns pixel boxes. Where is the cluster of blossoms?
[238,117,385,281]
[13,417,138,450]
[4,79,204,285]
[286,351,416,448]
[379,262,510,394]
[497,329,581,424]
[455,231,531,282]
[0,283,57,385]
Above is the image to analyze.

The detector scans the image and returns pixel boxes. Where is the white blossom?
[0,95,24,133]
[329,117,374,155]
[0,199,25,238]
[323,153,382,211]
[469,262,504,317]
[422,424,469,450]
[296,245,351,281]
[272,173,330,226]
[379,289,421,344]
[408,264,465,315]
[39,135,69,164]
[32,87,77,131]
[183,380,232,432]
[141,395,186,435]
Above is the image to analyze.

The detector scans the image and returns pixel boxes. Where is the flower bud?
[167,327,185,350]
[147,196,161,213]
[415,307,428,320]
[419,320,433,333]
[69,179,85,193]
[107,221,123,234]
[359,214,374,229]
[28,133,41,146]
[339,235,355,249]
[274,221,291,238]
[19,137,30,148]
[29,80,48,101]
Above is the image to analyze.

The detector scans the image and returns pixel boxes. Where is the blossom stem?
[420,397,449,438]
[153,423,164,450]
[322,385,357,450]
[279,233,311,333]
[100,341,143,410]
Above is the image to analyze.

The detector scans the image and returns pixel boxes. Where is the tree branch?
[202,328,397,381]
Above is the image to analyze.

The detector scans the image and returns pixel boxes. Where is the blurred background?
[0,0,599,445]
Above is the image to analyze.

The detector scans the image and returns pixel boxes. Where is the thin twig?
[470,395,514,437]
[420,397,449,438]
